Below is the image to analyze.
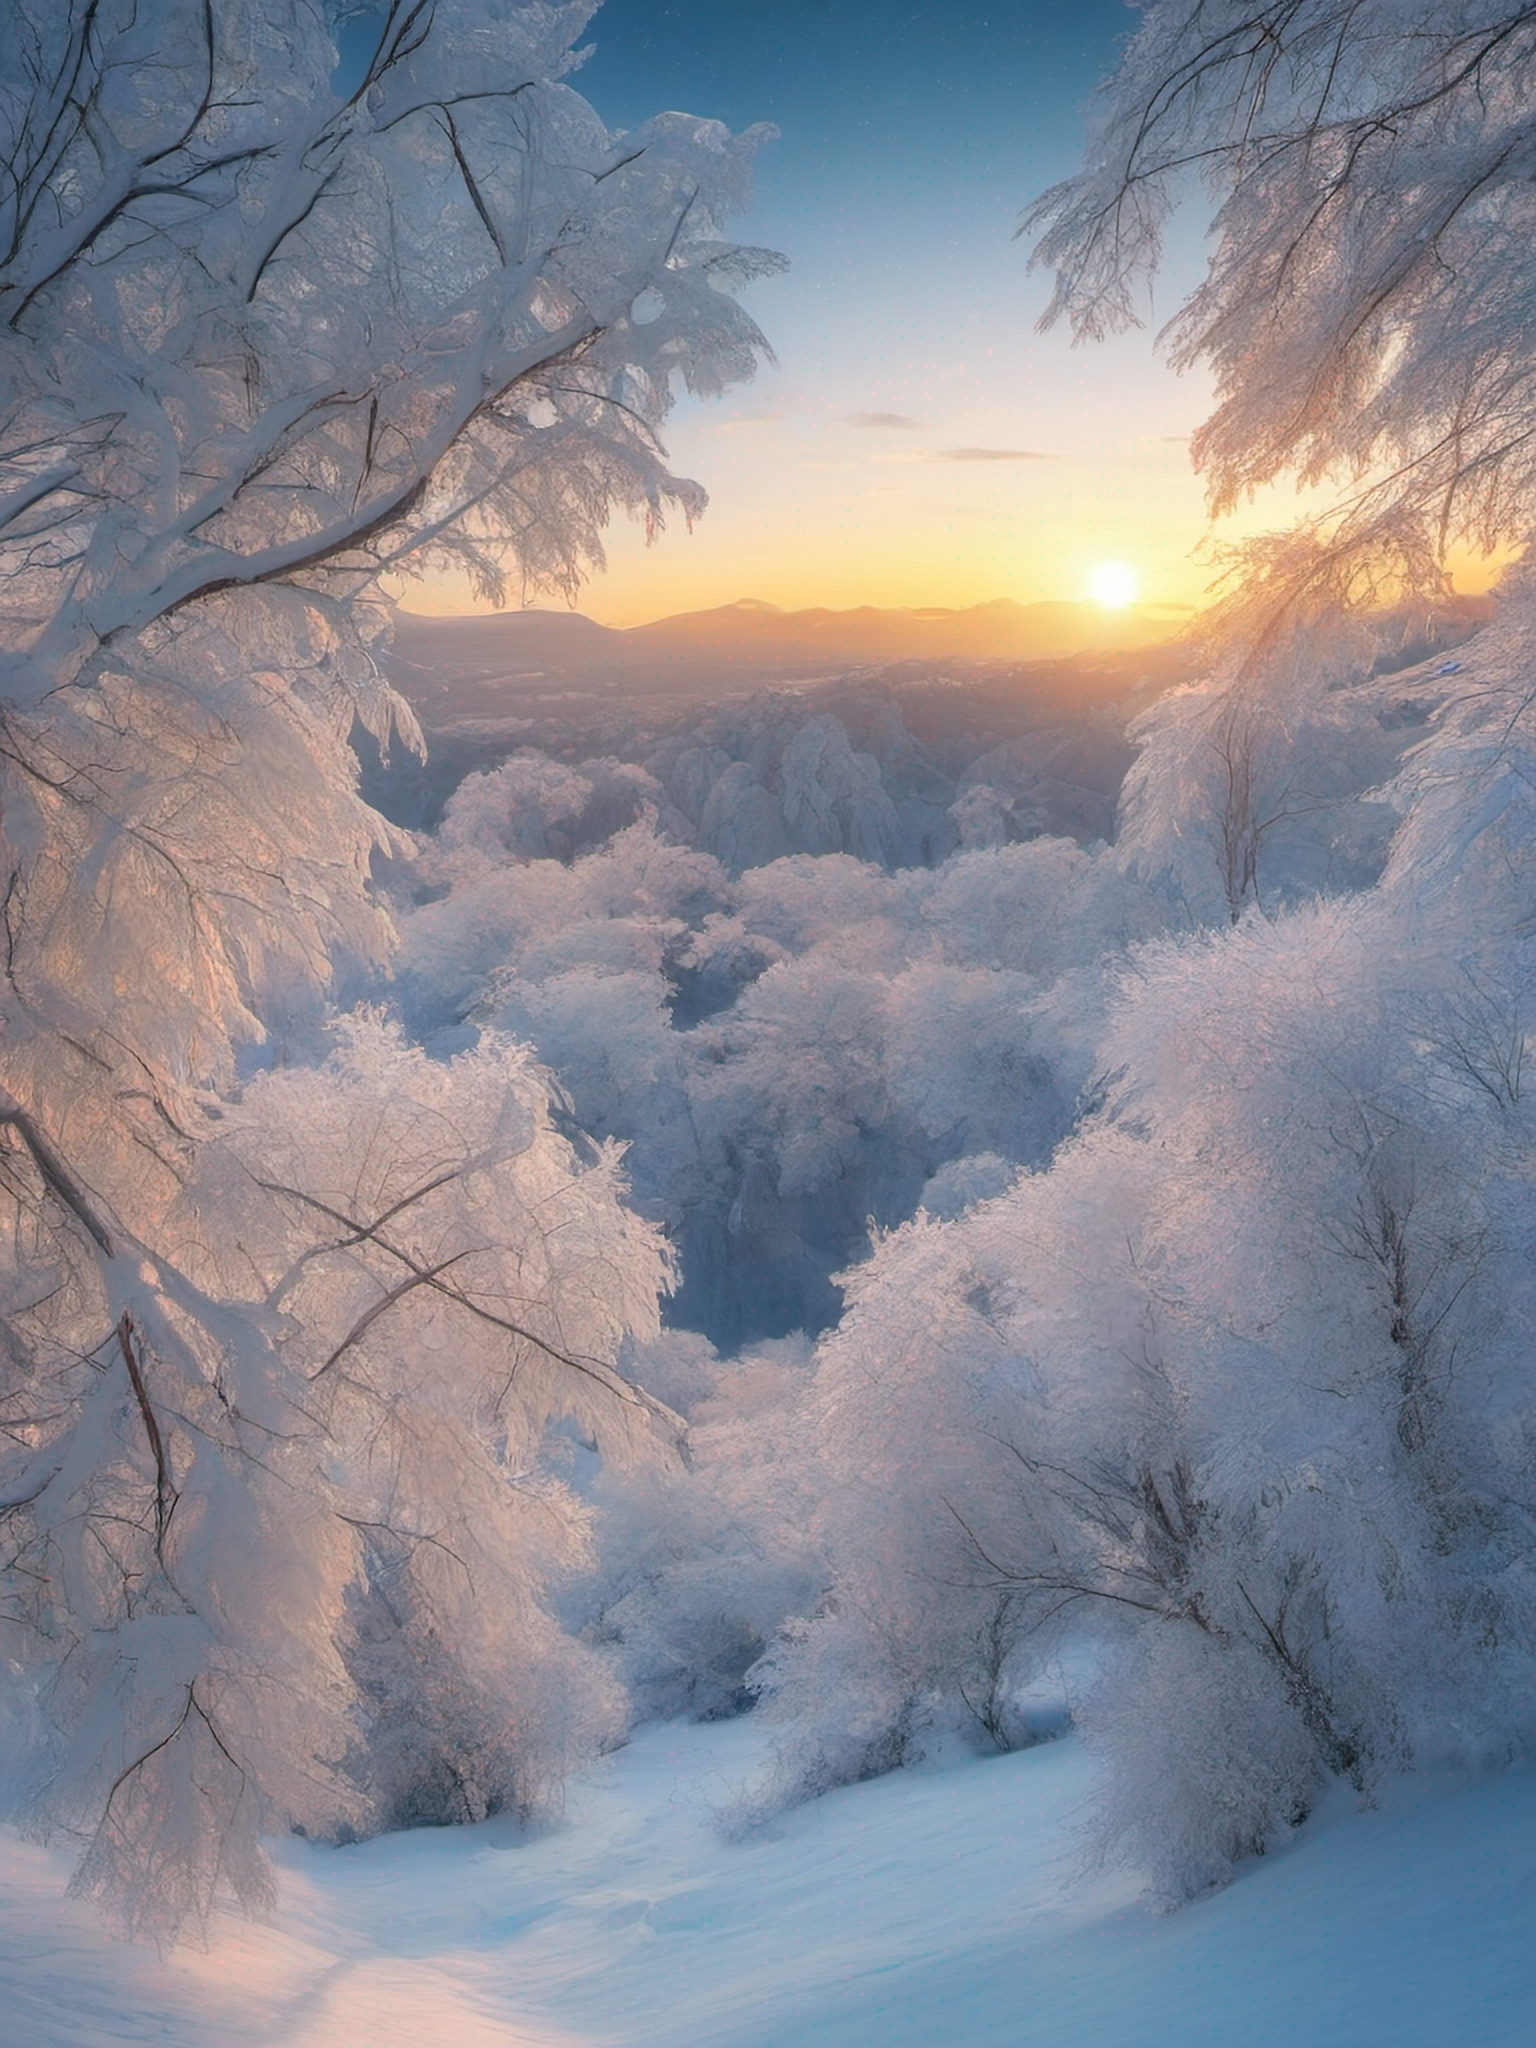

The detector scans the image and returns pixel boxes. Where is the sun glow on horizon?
[1086,560,1141,610]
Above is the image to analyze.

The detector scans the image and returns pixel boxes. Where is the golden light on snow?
[1086,560,1141,609]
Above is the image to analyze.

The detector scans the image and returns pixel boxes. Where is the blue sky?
[408,2,1257,622]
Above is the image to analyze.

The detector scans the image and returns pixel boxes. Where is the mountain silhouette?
[388,596,1191,719]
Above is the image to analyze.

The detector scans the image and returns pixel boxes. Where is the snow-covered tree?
[1027,0,1536,603]
[1,0,778,681]
[0,0,773,1935]
[400,822,1123,1347]
[5,1019,675,1936]
[749,853,1536,1896]
[576,1328,825,1726]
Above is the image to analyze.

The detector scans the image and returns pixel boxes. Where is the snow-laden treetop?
[0,0,780,702]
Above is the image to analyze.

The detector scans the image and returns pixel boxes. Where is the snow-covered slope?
[5,1714,1533,2047]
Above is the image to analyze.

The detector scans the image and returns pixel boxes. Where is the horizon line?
[392,592,1207,630]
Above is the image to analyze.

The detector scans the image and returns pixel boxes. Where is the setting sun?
[1086,560,1141,609]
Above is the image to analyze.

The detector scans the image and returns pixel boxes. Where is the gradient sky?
[399,2,1430,625]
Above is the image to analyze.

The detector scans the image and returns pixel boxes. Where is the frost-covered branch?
[0,0,766,1940]
[1026,1,1536,594]
[0,0,780,701]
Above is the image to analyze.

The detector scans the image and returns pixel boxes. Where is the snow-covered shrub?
[405,815,731,1020]
[1114,651,1424,928]
[577,1332,826,1724]
[2,1015,676,1935]
[744,812,1536,1893]
[1007,0,1536,1886]
[404,831,1119,1346]
[735,1190,1087,1816]
[648,698,950,873]
[438,755,600,864]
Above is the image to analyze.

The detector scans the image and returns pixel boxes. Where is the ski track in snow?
[3,1718,1534,2047]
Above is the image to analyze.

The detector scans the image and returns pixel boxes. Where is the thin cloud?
[847,411,926,430]
[936,446,1054,463]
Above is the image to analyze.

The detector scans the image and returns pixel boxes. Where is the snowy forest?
[6,0,1536,2010]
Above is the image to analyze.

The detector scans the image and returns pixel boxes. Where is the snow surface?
[3,1715,1534,2047]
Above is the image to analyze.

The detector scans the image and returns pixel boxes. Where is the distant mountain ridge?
[390,593,1190,690]
[623,595,1191,663]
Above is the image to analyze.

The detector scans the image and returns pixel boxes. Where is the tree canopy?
[1028,1,1536,596]
[0,0,773,1937]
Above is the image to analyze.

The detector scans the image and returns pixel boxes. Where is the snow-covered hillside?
[4,1711,1533,2048]
[14,0,1536,2001]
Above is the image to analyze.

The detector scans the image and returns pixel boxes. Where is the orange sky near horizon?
[394,401,1509,630]
[385,4,1512,635]
[392,300,1510,630]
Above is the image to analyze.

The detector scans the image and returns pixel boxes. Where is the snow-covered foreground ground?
[4,1713,1534,2048]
